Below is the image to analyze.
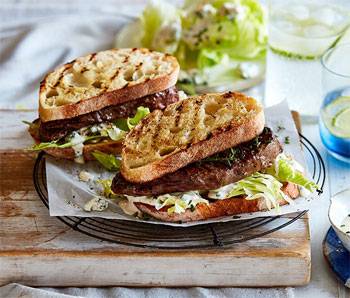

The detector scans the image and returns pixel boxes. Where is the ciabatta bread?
[43,140,123,161]
[39,48,179,122]
[135,182,299,222]
[121,92,265,183]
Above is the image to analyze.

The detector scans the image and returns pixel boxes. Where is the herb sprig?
[202,147,239,167]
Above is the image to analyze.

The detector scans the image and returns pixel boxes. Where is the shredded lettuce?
[208,154,318,211]
[208,172,293,211]
[227,172,294,211]
[92,151,121,171]
[155,191,209,215]
[267,154,319,192]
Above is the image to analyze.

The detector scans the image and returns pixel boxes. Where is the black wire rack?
[33,133,325,249]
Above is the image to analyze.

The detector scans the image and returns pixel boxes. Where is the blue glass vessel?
[320,88,350,163]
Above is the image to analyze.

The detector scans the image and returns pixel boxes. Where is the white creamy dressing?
[121,192,209,215]
[220,2,246,20]
[119,195,157,216]
[239,62,260,79]
[70,132,86,164]
[124,195,157,206]
[84,196,109,212]
[90,123,125,141]
[118,200,141,216]
[339,215,350,235]
[208,183,235,199]
[202,3,217,16]
[78,170,94,182]
[69,122,126,163]
[178,90,188,100]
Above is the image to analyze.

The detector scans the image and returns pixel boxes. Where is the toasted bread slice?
[121,92,265,183]
[39,48,179,122]
[135,182,299,222]
[28,122,122,160]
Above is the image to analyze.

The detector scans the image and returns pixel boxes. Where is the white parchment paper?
[46,100,318,226]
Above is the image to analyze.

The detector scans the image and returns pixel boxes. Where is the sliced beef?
[39,86,179,141]
[112,127,282,196]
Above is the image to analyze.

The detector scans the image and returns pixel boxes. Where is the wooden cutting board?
[0,110,310,287]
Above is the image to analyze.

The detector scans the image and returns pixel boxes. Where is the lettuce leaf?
[181,0,266,59]
[115,0,267,89]
[179,0,266,86]
[267,154,319,192]
[29,135,102,151]
[141,0,181,54]
[96,179,117,198]
[126,106,150,129]
[226,172,294,211]
[105,126,126,141]
[92,151,121,171]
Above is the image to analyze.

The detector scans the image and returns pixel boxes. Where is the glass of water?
[265,0,350,122]
[319,43,350,163]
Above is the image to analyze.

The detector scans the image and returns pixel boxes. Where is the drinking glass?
[319,43,350,163]
[264,0,350,122]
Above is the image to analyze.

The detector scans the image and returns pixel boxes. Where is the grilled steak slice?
[38,86,179,141]
[112,127,282,196]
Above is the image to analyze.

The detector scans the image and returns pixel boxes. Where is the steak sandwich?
[112,92,317,222]
[28,48,180,163]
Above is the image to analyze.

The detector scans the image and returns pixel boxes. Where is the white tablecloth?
[0,1,349,297]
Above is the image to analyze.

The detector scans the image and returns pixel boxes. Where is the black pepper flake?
[277,125,285,132]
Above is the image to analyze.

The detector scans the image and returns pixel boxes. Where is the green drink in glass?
[265,0,349,121]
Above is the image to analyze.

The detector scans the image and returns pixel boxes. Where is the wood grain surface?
[0,110,311,287]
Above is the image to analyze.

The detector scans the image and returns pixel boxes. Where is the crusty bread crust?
[135,182,299,222]
[43,140,123,161]
[39,48,179,122]
[121,92,265,183]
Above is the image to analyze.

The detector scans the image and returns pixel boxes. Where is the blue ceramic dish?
[323,227,350,288]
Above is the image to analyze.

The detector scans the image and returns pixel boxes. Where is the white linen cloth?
[0,1,346,297]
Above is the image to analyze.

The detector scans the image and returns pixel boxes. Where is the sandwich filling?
[38,86,179,141]
[28,87,179,161]
[111,128,318,216]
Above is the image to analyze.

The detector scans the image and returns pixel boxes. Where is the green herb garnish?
[203,147,239,167]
